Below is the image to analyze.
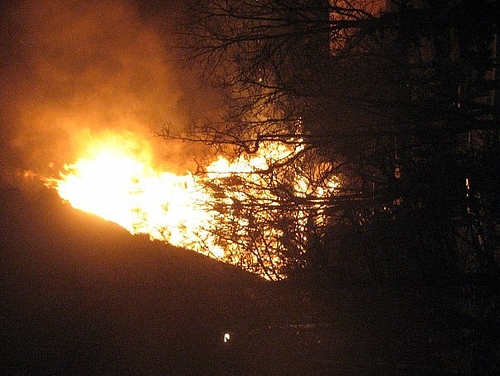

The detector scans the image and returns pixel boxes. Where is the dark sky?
[0,0,211,185]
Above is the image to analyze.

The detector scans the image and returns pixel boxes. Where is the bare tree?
[167,0,500,280]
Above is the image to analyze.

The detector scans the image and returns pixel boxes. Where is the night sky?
[0,0,215,185]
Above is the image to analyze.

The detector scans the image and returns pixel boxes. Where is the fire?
[46,136,224,258]
[45,132,338,279]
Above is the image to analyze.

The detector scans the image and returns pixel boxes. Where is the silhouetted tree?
[169,0,500,281]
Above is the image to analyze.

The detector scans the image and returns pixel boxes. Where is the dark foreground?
[1,186,499,375]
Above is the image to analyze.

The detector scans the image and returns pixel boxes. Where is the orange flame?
[45,132,338,279]
[46,134,224,257]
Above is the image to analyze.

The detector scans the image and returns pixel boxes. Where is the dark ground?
[1,184,499,375]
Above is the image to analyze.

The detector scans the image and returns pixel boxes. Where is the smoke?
[0,0,203,184]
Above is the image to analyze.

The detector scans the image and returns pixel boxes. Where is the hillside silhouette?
[1,184,270,374]
[4,184,492,374]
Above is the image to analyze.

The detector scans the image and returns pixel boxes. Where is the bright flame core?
[48,142,223,257]
[46,134,338,279]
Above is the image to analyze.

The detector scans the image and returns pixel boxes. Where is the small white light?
[223,332,231,343]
